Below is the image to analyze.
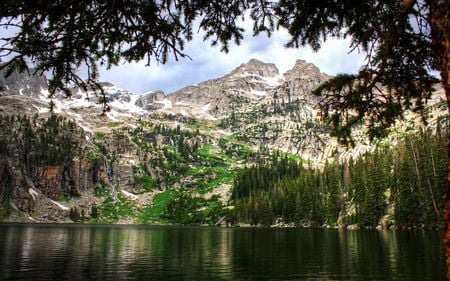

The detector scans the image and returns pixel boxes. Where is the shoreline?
[0,220,445,231]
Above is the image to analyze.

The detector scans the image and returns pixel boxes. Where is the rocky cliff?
[0,58,446,225]
[0,65,48,97]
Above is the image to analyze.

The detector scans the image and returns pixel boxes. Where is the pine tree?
[282,189,297,224]
[324,162,341,226]
[394,137,421,227]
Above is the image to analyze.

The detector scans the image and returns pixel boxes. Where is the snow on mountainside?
[0,58,447,224]
[0,58,327,124]
[146,58,286,119]
[0,58,446,162]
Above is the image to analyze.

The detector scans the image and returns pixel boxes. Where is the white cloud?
[1,14,366,95]
[1,15,365,95]
[99,25,365,94]
[97,16,367,95]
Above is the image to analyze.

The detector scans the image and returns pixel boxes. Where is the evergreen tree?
[2,0,449,239]
[324,162,342,226]
[2,1,447,143]
[282,189,297,224]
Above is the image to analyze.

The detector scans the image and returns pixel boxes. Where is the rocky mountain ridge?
[0,58,446,225]
[0,59,339,159]
[0,58,445,165]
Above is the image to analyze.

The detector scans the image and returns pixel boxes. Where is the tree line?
[233,126,447,228]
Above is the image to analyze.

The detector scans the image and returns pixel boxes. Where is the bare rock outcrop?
[0,65,48,97]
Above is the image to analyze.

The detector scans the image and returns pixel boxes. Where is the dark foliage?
[233,128,447,228]
[1,1,446,138]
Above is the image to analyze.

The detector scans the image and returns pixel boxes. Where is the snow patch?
[28,188,39,200]
[123,121,137,129]
[155,99,173,109]
[32,104,50,114]
[197,103,217,120]
[106,111,120,122]
[65,112,93,132]
[27,216,37,222]
[237,72,257,78]
[236,73,284,87]
[216,129,232,136]
[262,74,284,86]
[39,89,50,100]
[250,90,267,96]
[121,190,139,201]
[50,200,70,211]
[175,101,190,107]
[108,93,145,114]
[199,103,210,113]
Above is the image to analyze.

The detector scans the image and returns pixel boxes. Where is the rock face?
[0,58,328,127]
[160,59,284,118]
[32,166,63,199]
[0,66,48,97]
[280,59,330,102]
[229,58,280,77]
[0,95,47,114]
[125,58,329,131]
[135,90,166,109]
[0,57,445,224]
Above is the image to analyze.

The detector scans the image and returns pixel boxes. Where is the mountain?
[0,66,47,97]
[0,59,337,159]
[0,59,446,226]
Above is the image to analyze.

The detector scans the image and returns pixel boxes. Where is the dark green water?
[0,224,446,281]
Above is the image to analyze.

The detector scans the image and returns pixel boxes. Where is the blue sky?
[98,22,366,95]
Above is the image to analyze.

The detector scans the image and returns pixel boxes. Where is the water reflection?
[0,225,445,281]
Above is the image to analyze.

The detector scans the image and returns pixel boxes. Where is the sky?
[1,15,366,95]
[98,22,366,95]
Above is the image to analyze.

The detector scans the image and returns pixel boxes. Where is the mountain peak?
[230,58,279,78]
[246,58,267,65]
[283,59,329,81]
[291,59,320,73]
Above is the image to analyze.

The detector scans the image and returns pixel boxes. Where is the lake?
[0,224,446,280]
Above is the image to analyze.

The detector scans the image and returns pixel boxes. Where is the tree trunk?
[427,0,450,279]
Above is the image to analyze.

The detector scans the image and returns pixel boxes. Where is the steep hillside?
[0,59,446,228]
